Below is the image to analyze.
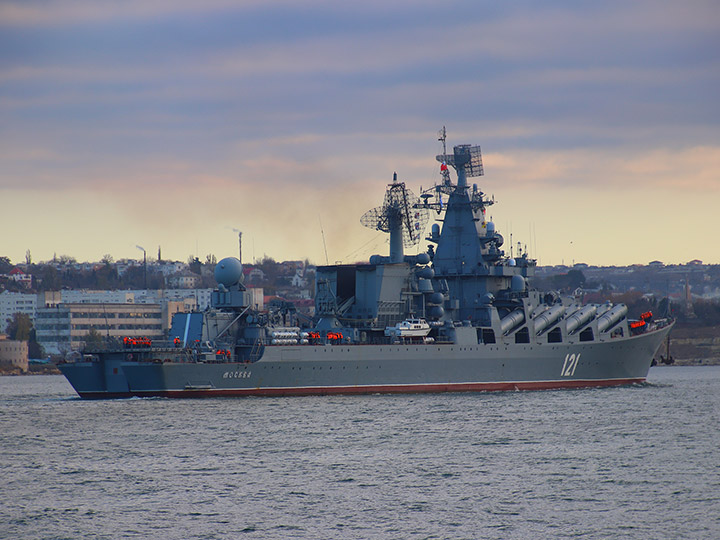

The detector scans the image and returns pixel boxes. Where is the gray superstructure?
[59,130,673,398]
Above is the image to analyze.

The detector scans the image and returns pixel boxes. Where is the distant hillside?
[664,324,720,366]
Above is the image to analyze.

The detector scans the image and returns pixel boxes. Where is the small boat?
[385,318,431,337]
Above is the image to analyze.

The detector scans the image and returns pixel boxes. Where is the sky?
[1,0,718,268]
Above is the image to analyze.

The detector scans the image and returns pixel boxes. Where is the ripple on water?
[1,369,719,539]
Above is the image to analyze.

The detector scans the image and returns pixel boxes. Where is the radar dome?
[214,257,243,287]
[417,266,434,279]
[416,252,431,265]
[511,275,526,292]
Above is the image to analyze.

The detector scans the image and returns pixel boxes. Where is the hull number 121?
[561,353,580,377]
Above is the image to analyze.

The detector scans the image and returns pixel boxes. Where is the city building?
[154,261,186,276]
[1,289,215,334]
[167,272,201,289]
[243,267,265,283]
[0,291,37,332]
[37,291,62,309]
[9,268,32,288]
[0,334,28,372]
[132,289,212,311]
[60,290,135,304]
[35,303,164,355]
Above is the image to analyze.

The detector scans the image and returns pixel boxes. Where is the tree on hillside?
[6,312,32,341]
[259,256,279,281]
[33,265,61,291]
[122,265,164,289]
[187,256,202,275]
[28,328,45,359]
[0,256,12,274]
[93,259,120,289]
[84,328,105,347]
[692,299,720,326]
[566,269,586,290]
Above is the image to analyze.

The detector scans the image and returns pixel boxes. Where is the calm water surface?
[1,367,719,539]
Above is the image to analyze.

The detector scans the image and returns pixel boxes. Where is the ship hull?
[58,352,135,399]
[114,325,670,398]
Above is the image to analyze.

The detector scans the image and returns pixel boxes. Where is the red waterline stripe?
[131,378,646,399]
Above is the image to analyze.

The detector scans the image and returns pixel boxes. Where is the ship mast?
[438,126,452,186]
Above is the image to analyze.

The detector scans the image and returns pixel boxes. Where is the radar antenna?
[436,139,483,187]
[416,128,493,214]
[361,173,430,263]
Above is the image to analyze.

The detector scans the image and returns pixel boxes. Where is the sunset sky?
[2,0,718,268]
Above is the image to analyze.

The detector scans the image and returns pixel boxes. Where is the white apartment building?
[35,303,164,355]
[0,291,37,332]
[0,289,215,332]
[60,290,135,304]
[167,273,201,289]
[131,289,213,311]
[155,261,186,276]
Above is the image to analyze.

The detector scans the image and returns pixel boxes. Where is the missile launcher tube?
[597,304,628,333]
[566,305,597,334]
[500,309,526,335]
[533,304,566,335]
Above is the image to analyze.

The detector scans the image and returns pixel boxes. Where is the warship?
[59,129,673,398]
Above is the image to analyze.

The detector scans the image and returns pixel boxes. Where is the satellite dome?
[511,275,526,292]
[214,257,243,287]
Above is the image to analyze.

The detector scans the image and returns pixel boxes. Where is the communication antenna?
[436,143,483,189]
[417,128,493,217]
[438,126,451,186]
[319,216,329,265]
[232,228,242,263]
[360,172,430,263]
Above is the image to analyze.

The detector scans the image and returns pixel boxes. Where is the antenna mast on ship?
[360,173,429,263]
[438,126,452,186]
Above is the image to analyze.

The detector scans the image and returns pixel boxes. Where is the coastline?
[0,364,61,376]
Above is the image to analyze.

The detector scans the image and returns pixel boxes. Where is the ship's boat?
[59,129,674,398]
[385,319,431,338]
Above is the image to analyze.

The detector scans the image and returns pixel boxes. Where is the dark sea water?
[1,367,719,540]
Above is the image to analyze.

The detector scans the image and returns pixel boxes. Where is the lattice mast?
[361,173,429,263]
